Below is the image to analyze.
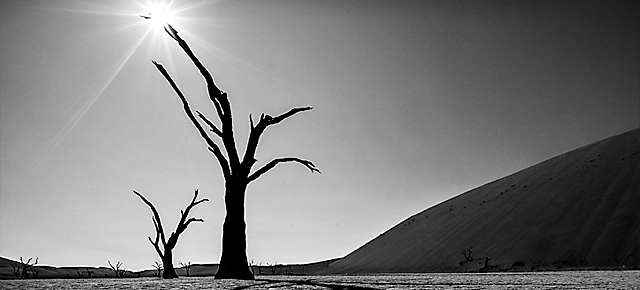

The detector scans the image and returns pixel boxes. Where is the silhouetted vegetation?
[133,189,208,278]
[76,268,94,278]
[107,261,126,278]
[12,256,38,279]
[151,24,320,280]
[152,261,163,277]
[179,261,192,277]
[461,247,473,262]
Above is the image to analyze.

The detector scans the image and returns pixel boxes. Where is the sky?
[1,0,638,271]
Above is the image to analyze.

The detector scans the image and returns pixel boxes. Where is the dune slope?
[327,128,639,273]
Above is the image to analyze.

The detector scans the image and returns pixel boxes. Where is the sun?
[140,1,177,31]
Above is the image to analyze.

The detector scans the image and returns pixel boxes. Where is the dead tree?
[12,265,20,279]
[179,261,192,277]
[12,256,38,279]
[151,24,320,280]
[153,261,163,277]
[108,261,126,278]
[483,256,492,268]
[78,268,94,278]
[133,189,208,279]
[461,247,473,262]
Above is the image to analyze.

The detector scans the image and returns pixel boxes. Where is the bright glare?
[141,1,177,31]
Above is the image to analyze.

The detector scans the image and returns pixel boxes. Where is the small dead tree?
[249,260,257,275]
[12,265,20,279]
[153,261,163,277]
[461,247,473,262]
[134,189,208,279]
[108,261,126,278]
[483,256,492,268]
[78,268,94,278]
[179,261,192,277]
[12,256,38,279]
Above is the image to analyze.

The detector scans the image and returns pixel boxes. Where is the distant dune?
[326,128,639,273]
[0,255,338,279]
[0,256,219,279]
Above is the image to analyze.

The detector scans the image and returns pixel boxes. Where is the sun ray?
[180,30,303,97]
[27,0,225,173]
[28,28,154,173]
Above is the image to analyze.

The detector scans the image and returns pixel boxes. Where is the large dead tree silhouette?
[133,189,208,278]
[151,24,320,280]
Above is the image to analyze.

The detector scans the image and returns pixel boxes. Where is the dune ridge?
[327,128,639,273]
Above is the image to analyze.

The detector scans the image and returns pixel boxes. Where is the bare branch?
[206,147,231,178]
[243,107,314,168]
[196,110,222,137]
[162,24,241,170]
[152,60,231,178]
[248,157,320,183]
[149,217,164,258]
[133,190,167,246]
[266,106,313,126]
[185,217,205,227]
[166,189,209,249]
[163,24,226,116]
[108,261,126,278]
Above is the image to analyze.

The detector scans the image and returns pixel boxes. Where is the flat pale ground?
[327,128,639,273]
[1,272,640,289]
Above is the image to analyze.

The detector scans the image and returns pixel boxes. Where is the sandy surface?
[327,128,639,273]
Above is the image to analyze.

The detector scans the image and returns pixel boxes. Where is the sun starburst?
[139,0,177,31]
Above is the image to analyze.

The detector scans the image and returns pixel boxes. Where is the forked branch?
[133,190,167,246]
[196,110,223,137]
[167,189,209,248]
[108,261,126,278]
[243,107,314,167]
[248,157,321,183]
[133,189,209,256]
[152,61,231,178]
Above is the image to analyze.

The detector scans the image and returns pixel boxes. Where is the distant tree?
[151,24,320,280]
[133,189,208,278]
[483,256,492,268]
[153,261,163,277]
[461,247,473,262]
[179,261,192,277]
[12,256,38,279]
[108,261,127,278]
[249,260,256,275]
[76,268,94,278]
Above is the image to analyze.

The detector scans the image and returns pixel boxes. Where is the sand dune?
[327,128,639,273]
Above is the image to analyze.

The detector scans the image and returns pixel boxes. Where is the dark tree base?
[215,268,254,280]
[162,264,179,279]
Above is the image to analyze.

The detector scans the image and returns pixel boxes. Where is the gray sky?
[1,0,638,271]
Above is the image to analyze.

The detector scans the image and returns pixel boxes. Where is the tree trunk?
[215,181,254,279]
[162,250,179,279]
